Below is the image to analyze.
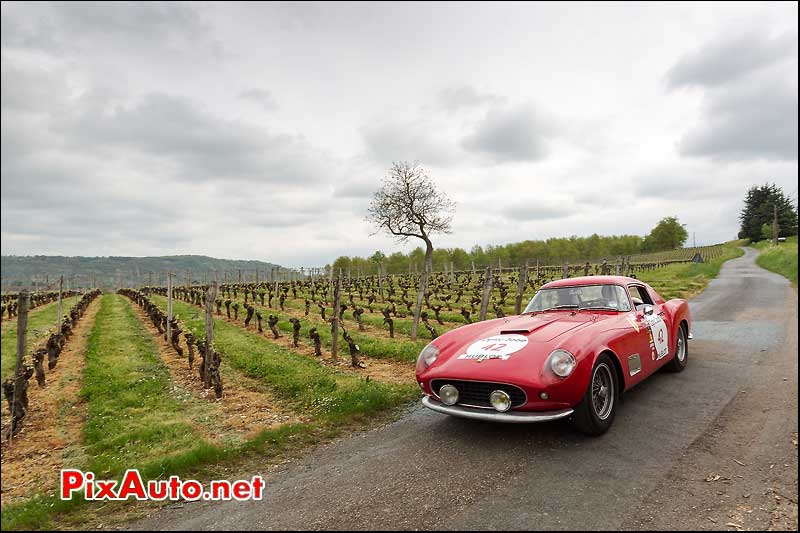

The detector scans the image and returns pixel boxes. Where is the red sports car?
[416,276,691,435]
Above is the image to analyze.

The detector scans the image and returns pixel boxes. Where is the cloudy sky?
[1,1,797,267]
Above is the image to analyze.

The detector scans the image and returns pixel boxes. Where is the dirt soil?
[0,297,101,505]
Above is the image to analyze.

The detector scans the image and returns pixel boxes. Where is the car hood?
[426,312,606,382]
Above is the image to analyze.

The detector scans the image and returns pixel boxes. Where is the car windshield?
[523,284,631,313]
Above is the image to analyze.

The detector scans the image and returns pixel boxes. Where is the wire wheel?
[591,363,614,420]
[676,329,686,362]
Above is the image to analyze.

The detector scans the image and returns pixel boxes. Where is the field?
[0,242,744,530]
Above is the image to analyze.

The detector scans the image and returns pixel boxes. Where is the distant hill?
[1,255,282,290]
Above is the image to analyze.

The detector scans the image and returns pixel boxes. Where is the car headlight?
[547,349,576,378]
[417,344,439,370]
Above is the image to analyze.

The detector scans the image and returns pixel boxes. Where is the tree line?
[335,216,689,276]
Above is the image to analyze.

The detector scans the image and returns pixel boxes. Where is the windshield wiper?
[541,304,579,311]
[579,305,618,311]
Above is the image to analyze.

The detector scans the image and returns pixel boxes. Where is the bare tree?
[366,161,455,339]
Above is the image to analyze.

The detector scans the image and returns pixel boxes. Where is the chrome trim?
[430,378,529,408]
[687,332,693,340]
[422,396,573,423]
[628,354,641,376]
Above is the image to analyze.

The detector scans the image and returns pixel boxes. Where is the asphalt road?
[132,247,798,530]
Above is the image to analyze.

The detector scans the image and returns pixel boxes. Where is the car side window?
[628,285,654,309]
[615,286,632,312]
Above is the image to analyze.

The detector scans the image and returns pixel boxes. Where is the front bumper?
[422,396,574,423]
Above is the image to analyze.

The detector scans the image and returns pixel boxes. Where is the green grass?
[149,296,417,420]
[753,236,798,285]
[207,295,429,362]
[80,294,216,475]
[1,295,80,382]
[636,242,745,300]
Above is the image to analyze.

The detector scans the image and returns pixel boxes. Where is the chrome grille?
[431,379,527,409]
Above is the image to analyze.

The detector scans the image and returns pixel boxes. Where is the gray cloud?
[55,92,334,183]
[666,30,797,89]
[678,77,798,161]
[461,105,556,163]
[503,201,573,222]
[333,177,381,199]
[667,30,798,162]
[1,1,212,55]
[632,164,748,201]
[0,58,68,113]
[437,85,504,111]
[239,88,277,111]
[361,119,459,166]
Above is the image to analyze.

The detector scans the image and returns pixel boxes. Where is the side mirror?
[642,305,654,316]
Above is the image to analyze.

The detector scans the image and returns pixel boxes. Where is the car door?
[627,284,670,375]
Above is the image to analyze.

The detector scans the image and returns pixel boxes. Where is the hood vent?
[499,328,533,335]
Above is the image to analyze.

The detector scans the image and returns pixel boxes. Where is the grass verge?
[753,236,798,285]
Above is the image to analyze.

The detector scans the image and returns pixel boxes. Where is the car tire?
[665,324,688,372]
[572,353,618,436]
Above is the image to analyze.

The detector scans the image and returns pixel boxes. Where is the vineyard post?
[378,264,384,302]
[450,261,455,284]
[471,260,476,274]
[328,265,334,301]
[238,269,242,283]
[256,268,259,284]
[331,273,341,358]
[410,267,429,341]
[57,275,63,331]
[11,290,30,443]
[514,264,528,315]
[479,266,493,321]
[615,257,621,275]
[561,261,569,279]
[203,281,216,387]
[167,272,173,347]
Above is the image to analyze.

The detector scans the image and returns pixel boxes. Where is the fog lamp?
[439,384,459,406]
[490,390,512,412]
